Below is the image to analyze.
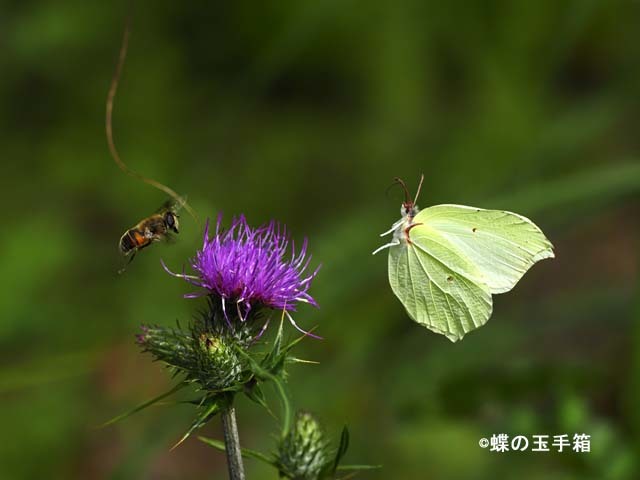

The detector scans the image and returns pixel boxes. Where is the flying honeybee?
[118,200,181,273]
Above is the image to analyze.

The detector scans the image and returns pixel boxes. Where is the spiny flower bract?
[277,411,331,480]
[135,319,244,392]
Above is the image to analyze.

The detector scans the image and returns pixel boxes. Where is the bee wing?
[155,199,176,214]
[155,196,187,215]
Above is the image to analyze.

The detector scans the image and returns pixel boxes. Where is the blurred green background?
[1,0,639,478]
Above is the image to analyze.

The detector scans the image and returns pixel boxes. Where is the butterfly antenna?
[413,173,425,205]
[384,181,398,199]
[106,9,200,226]
[393,177,412,205]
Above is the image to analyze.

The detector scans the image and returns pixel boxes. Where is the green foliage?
[105,306,317,450]
[199,413,380,480]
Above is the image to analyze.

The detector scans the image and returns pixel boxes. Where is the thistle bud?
[136,322,243,392]
[277,411,331,480]
[194,332,242,390]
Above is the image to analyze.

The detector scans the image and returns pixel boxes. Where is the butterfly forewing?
[414,205,555,294]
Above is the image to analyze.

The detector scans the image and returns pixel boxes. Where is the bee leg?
[118,250,137,275]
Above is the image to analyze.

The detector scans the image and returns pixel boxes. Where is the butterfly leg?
[372,240,400,255]
[379,218,404,237]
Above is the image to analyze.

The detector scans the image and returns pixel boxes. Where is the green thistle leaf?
[332,427,349,473]
[100,382,187,427]
[171,395,226,449]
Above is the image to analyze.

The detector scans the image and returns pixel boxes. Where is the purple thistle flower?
[163,214,320,337]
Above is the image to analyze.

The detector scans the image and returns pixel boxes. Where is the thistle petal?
[165,215,319,328]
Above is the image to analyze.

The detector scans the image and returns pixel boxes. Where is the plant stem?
[221,405,245,480]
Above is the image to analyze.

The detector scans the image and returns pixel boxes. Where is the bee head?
[164,211,179,233]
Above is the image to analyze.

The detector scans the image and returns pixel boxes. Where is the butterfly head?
[394,175,424,221]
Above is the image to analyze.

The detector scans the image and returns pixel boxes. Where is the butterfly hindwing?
[389,237,492,342]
